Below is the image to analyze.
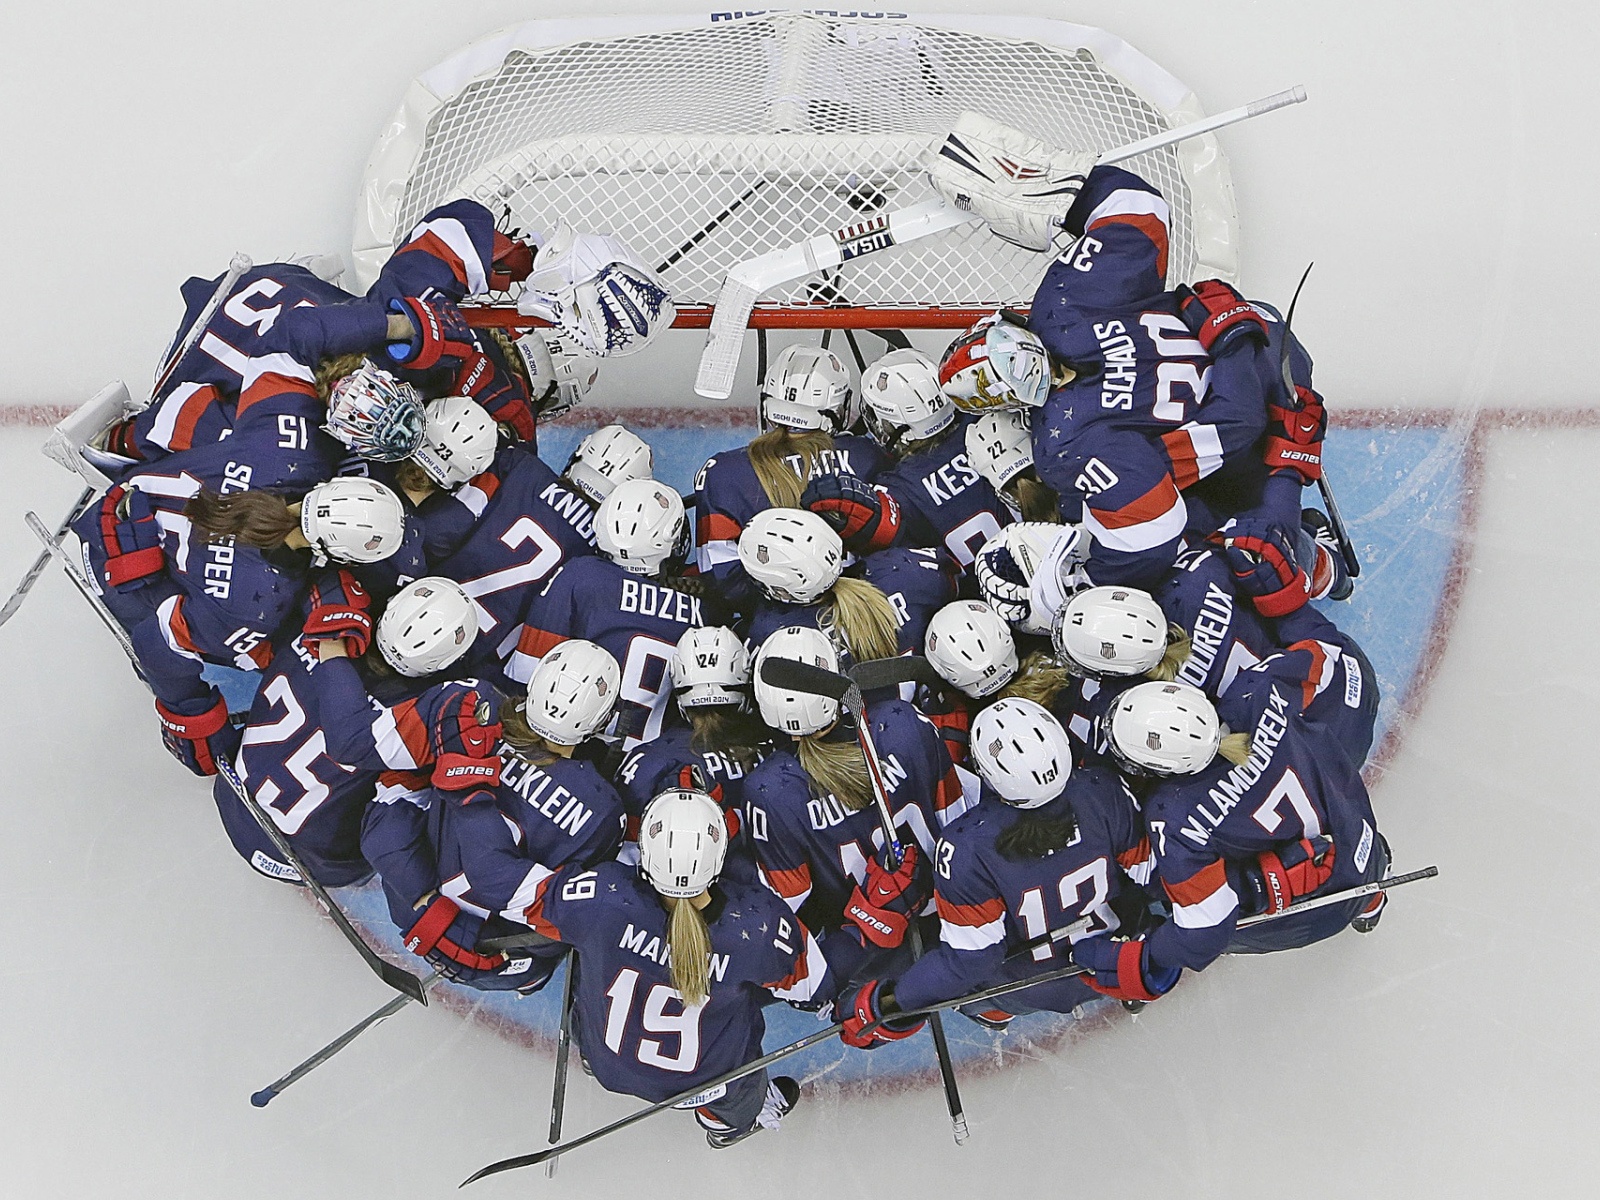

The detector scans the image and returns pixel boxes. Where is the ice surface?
[1,3,1597,1198]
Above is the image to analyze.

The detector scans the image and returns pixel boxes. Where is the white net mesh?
[372,13,1228,314]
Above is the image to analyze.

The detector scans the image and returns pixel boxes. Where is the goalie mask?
[1052,585,1169,679]
[376,577,478,678]
[595,479,689,577]
[1106,681,1221,777]
[738,509,843,605]
[523,639,621,747]
[412,396,497,490]
[298,477,406,566]
[324,361,427,462]
[753,625,841,737]
[966,409,1035,492]
[859,348,955,454]
[759,344,858,434]
[512,329,600,423]
[564,423,652,504]
[970,698,1073,808]
[517,225,675,358]
[938,313,1050,413]
[671,625,751,712]
[638,787,727,899]
[924,600,1019,699]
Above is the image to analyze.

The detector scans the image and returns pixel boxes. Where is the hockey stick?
[217,756,430,1005]
[1275,263,1360,578]
[849,653,945,693]
[25,511,143,670]
[694,86,1308,398]
[151,253,253,399]
[758,655,969,1143]
[251,969,445,1107]
[655,180,770,276]
[544,950,579,1178]
[0,487,96,632]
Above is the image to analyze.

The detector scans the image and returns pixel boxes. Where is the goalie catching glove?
[517,225,675,358]
[975,523,1087,634]
[925,112,1097,252]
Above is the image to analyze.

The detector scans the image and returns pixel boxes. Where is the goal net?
[352,12,1240,328]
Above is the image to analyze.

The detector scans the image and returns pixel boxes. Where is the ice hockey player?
[215,575,481,885]
[521,787,830,1147]
[840,697,1166,1042]
[964,408,1061,523]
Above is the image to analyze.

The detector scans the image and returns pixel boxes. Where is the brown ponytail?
[748,428,834,508]
[1218,730,1252,767]
[796,735,873,813]
[667,895,713,1005]
[183,488,297,548]
[500,697,562,765]
[315,352,369,404]
[994,806,1079,861]
[1008,471,1062,524]
[686,707,768,772]
[820,576,900,663]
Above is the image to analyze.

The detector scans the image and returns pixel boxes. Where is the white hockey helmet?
[522,639,621,746]
[564,423,653,503]
[376,577,479,678]
[412,396,497,490]
[518,225,676,358]
[753,625,841,737]
[512,329,601,423]
[671,625,751,711]
[738,509,843,604]
[595,479,688,576]
[1053,585,1170,678]
[324,360,427,462]
[638,787,728,898]
[924,601,1019,699]
[298,476,406,566]
[1107,681,1222,777]
[859,348,955,453]
[759,344,857,434]
[938,313,1050,413]
[965,409,1035,491]
[970,698,1073,808]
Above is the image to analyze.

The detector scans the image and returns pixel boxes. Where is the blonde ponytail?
[1217,731,1252,767]
[821,576,900,664]
[1144,626,1194,683]
[748,428,834,509]
[667,895,713,1006]
[796,735,872,813]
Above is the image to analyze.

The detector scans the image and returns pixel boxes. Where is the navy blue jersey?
[742,699,975,930]
[874,419,1010,568]
[694,434,887,612]
[503,556,704,748]
[1139,644,1384,974]
[892,769,1154,1012]
[524,862,831,1103]
[420,444,598,645]
[1156,546,1281,698]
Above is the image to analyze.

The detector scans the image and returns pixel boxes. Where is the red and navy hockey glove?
[1265,385,1327,484]
[839,979,926,1049]
[1175,279,1269,356]
[1212,519,1312,618]
[1251,835,1336,915]
[155,692,241,777]
[387,295,482,372]
[801,472,901,554]
[489,230,535,291]
[1074,934,1179,1004]
[300,570,373,658]
[402,895,508,982]
[843,842,929,950]
[97,485,166,591]
[454,347,536,443]
[426,683,503,802]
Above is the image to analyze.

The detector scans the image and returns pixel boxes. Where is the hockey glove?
[1265,385,1327,484]
[386,296,481,372]
[1240,835,1336,916]
[1175,280,1269,356]
[402,895,508,982]
[974,537,1034,626]
[300,570,373,658]
[843,843,929,950]
[97,485,166,591]
[839,979,926,1049]
[425,683,503,802]
[155,692,240,777]
[1212,518,1312,618]
[451,347,536,445]
[1073,934,1178,1004]
[801,472,901,554]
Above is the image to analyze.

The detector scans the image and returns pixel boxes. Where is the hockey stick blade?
[758,655,854,703]
[849,654,944,692]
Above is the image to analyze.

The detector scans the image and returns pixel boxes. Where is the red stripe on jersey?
[522,878,563,942]
[467,469,501,501]
[379,768,431,791]
[395,232,469,290]
[170,385,218,453]
[765,939,812,994]
[1160,429,1200,490]
[933,765,963,813]
[1088,474,1181,532]
[515,625,568,661]
[1286,638,1330,709]
[697,512,742,544]
[245,639,274,670]
[1162,858,1229,909]
[1087,212,1169,280]
[1117,838,1153,872]
[391,698,433,766]
[764,862,813,901]
[934,893,1005,928]
[238,372,316,418]
[164,597,201,655]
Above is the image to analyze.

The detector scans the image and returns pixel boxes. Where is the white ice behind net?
[382,13,1210,311]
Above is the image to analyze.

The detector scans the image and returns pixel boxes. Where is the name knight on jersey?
[538,482,597,541]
